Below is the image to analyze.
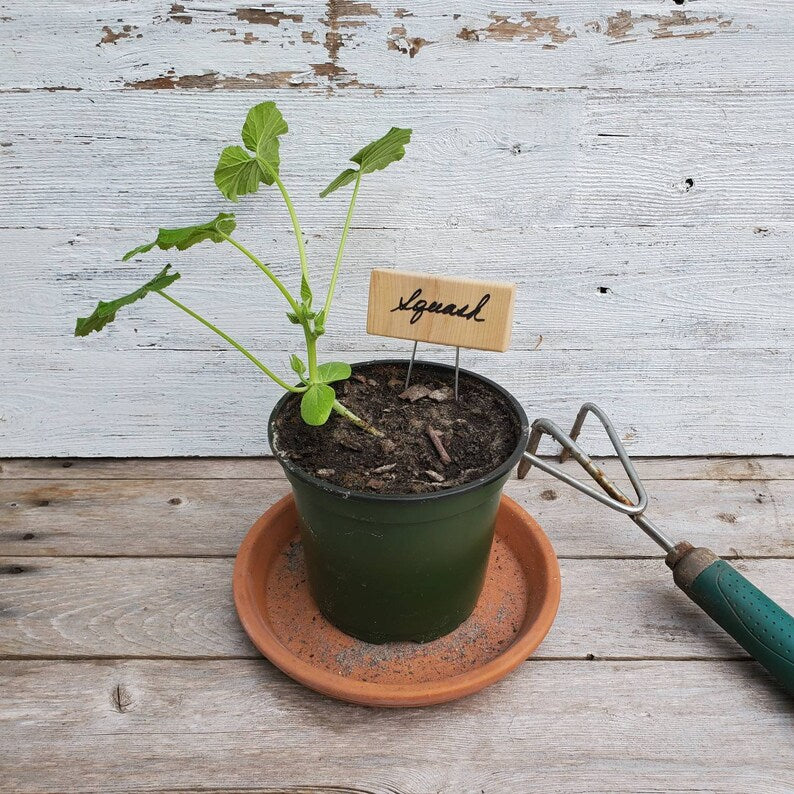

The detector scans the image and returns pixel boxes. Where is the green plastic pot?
[269,360,530,644]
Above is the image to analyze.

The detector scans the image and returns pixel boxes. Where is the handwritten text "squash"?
[390,289,490,325]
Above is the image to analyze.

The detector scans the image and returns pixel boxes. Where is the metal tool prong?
[559,402,589,463]
[518,403,675,551]
[516,403,794,697]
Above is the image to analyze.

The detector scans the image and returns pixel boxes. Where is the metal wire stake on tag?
[404,341,418,389]
[404,342,460,403]
[454,346,460,402]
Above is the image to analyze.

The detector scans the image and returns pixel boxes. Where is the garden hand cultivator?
[518,402,794,697]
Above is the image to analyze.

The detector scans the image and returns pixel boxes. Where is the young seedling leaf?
[319,168,358,199]
[300,274,312,305]
[286,310,302,325]
[122,213,236,261]
[241,102,288,157]
[216,103,288,201]
[290,354,306,376]
[313,308,326,335]
[75,265,179,337]
[320,127,412,197]
[300,383,336,426]
[353,127,412,175]
[214,146,270,202]
[316,361,351,384]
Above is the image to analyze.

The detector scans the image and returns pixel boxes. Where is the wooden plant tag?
[367,268,516,352]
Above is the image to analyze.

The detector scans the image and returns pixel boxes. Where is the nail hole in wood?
[62,461,73,468]
[597,286,612,294]
[168,497,182,505]
[22,533,35,541]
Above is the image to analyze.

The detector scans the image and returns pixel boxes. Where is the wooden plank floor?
[1,457,793,793]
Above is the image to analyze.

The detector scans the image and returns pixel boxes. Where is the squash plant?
[74,102,411,436]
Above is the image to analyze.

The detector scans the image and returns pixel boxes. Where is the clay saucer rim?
[233,493,561,708]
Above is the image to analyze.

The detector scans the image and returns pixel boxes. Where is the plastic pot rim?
[268,358,530,504]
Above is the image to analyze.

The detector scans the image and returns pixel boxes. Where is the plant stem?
[259,159,311,303]
[275,176,310,295]
[323,169,362,321]
[332,399,384,437]
[220,233,299,313]
[155,290,305,393]
[304,328,318,381]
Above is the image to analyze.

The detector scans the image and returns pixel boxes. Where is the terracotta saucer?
[233,493,561,708]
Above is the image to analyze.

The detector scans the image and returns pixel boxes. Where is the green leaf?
[300,383,336,426]
[214,146,269,202]
[289,354,306,376]
[319,168,358,199]
[313,308,326,336]
[286,310,301,325]
[241,102,288,158]
[320,127,411,197]
[75,265,180,337]
[300,274,312,306]
[216,103,288,201]
[352,127,412,174]
[316,361,351,384]
[122,213,236,261]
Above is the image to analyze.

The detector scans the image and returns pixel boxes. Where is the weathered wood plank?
[2,90,792,229]
[3,347,791,456]
[1,1,792,91]
[1,659,791,793]
[2,456,791,481]
[4,225,791,354]
[2,90,791,457]
[1,474,791,557]
[0,456,285,480]
[1,556,791,659]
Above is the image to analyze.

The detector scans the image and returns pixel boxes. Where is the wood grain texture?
[1,659,792,794]
[4,347,791,456]
[1,555,792,659]
[2,90,792,229]
[2,86,792,456]
[1,470,792,557]
[2,0,793,784]
[4,225,791,354]
[1,5,792,455]
[3,456,792,481]
[1,1,792,92]
[367,268,516,351]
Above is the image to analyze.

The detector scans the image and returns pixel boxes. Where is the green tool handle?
[667,543,794,696]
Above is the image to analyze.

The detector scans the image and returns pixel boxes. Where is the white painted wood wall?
[1,1,792,456]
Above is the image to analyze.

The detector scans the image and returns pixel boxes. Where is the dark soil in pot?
[273,361,521,494]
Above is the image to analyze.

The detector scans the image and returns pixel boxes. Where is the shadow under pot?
[268,359,530,644]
